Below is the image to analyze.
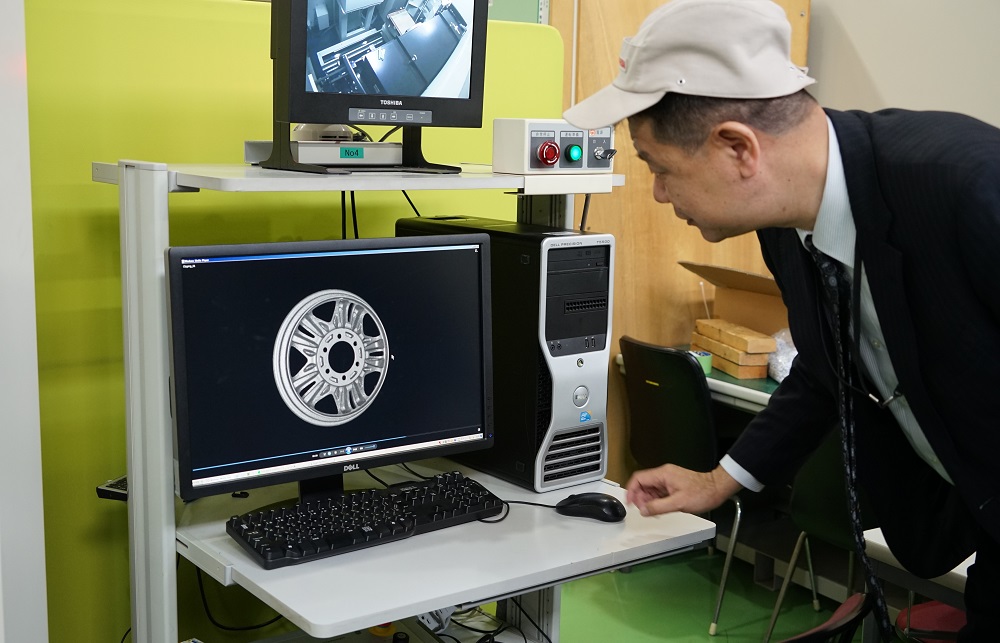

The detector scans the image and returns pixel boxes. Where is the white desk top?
[864,527,973,593]
[704,377,772,413]
[175,459,715,639]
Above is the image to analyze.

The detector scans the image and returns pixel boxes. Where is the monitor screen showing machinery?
[306,0,476,101]
[165,234,493,501]
[271,0,488,129]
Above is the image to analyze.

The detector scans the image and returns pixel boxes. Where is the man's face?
[628,118,757,243]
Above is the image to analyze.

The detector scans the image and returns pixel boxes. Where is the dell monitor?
[165,234,493,503]
[264,0,489,174]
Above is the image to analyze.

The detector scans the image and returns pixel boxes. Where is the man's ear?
[710,121,761,178]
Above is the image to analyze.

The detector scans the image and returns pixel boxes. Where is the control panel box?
[492,118,616,175]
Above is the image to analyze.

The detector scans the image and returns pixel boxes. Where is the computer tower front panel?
[531,235,613,491]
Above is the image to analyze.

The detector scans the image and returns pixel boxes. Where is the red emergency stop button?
[536,140,560,166]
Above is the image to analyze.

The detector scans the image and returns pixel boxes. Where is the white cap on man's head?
[562,0,816,130]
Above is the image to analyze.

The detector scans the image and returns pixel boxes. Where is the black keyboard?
[96,474,128,501]
[226,471,504,570]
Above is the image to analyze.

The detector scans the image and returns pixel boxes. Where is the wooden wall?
[548,0,811,484]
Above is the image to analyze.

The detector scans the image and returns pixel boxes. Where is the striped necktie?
[804,234,892,640]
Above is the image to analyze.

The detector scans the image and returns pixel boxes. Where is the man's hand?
[625,464,742,517]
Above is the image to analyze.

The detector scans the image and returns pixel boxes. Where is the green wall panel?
[24,0,562,639]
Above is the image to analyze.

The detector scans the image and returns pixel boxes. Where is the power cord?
[194,567,284,631]
[350,191,359,238]
[579,193,592,231]
[337,190,361,239]
[341,191,348,239]
[349,124,374,142]
[510,597,553,643]
[473,626,520,643]
[379,125,402,142]
[401,190,421,216]
[399,462,433,480]
[459,605,530,643]
[365,469,389,487]
[451,606,527,643]
[452,620,501,636]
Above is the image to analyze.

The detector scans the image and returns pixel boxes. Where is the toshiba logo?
[380,99,403,106]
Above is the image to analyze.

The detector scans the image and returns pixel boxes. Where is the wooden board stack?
[692,319,777,379]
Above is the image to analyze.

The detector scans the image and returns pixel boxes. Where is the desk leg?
[517,195,572,229]
[119,161,177,643]
[500,586,561,642]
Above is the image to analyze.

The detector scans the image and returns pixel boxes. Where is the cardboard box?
[679,261,788,336]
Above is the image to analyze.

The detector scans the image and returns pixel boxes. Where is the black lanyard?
[850,246,902,409]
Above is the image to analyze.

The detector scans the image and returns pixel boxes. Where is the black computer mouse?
[555,492,627,523]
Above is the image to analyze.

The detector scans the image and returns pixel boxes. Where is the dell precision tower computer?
[395,216,614,492]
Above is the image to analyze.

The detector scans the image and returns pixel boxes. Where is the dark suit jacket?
[727,108,1000,578]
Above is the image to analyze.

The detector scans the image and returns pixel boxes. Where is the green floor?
[560,549,855,642]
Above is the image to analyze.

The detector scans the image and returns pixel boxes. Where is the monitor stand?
[397,126,461,174]
[298,472,346,505]
[262,120,352,174]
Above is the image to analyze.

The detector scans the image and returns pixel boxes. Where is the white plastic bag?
[768,328,797,382]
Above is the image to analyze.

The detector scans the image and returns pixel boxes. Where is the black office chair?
[618,335,744,636]
[777,592,874,643]
[763,430,878,642]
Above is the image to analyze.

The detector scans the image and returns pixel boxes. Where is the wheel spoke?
[300,379,331,408]
[348,380,368,409]
[330,386,349,414]
[300,312,329,340]
[291,365,321,394]
[290,326,322,356]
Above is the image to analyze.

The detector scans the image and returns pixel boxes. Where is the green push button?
[566,144,583,162]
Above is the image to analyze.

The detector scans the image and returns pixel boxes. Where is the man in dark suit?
[563,0,999,639]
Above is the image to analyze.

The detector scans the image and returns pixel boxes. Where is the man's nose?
[652,180,671,204]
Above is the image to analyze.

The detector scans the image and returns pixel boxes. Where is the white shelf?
[91,161,624,195]
[177,459,714,639]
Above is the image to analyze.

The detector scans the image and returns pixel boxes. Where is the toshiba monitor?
[166,234,493,502]
[264,0,489,173]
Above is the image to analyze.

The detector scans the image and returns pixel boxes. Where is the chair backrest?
[619,336,717,471]
[789,430,878,551]
[779,593,874,642]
